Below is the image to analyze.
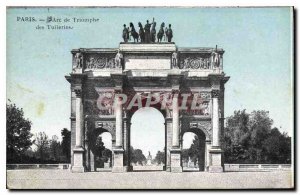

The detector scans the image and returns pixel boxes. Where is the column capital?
[74,86,82,97]
[172,88,180,95]
[211,89,220,98]
[114,88,123,94]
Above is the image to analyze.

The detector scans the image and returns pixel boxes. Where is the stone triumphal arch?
[65,43,229,173]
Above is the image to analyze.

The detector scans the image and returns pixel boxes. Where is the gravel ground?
[6,169,294,189]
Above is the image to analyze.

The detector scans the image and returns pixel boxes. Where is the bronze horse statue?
[157,22,165,42]
[129,22,139,42]
[138,22,145,43]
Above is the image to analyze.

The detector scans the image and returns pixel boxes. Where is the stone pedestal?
[112,148,124,173]
[170,148,182,173]
[72,147,85,172]
[209,147,223,173]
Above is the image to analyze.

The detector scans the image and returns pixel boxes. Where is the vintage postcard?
[6,6,294,189]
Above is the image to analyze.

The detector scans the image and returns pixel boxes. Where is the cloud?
[16,83,33,94]
[36,101,45,117]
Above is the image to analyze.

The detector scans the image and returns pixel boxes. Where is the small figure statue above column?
[212,45,220,68]
[115,50,123,69]
[75,52,83,68]
[172,50,178,68]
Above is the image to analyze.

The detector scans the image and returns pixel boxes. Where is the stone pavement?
[7,170,293,189]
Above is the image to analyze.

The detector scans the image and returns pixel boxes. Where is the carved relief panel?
[179,54,211,69]
[181,119,212,140]
[181,91,211,116]
[85,53,117,69]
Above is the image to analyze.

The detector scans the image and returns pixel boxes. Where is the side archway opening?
[89,129,112,171]
[182,129,206,171]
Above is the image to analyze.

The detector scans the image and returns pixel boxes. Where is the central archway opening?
[130,107,166,171]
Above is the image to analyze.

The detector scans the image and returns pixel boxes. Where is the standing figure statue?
[166,24,173,42]
[157,22,165,42]
[138,22,145,43]
[115,50,123,68]
[144,18,154,43]
[146,151,152,166]
[129,22,139,43]
[122,24,129,43]
[74,52,83,68]
[172,51,178,68]
[212,45,220,67]
[150,21,156,43]
[127,27,131,41]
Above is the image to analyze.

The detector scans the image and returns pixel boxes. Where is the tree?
[61,128,71,161]
[262,128,291,163]
[35,132,50,161]
[6,101,33,162]
[182,149,189,162]
[188,135,205,167]
[102,148,112,163]
[130,146,146,165]
[224,110,291,164]
[49,135,61,162]
[154,149,165,165]
[223,110,250,163]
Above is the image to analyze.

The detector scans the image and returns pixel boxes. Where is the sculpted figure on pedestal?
[212,46,220,67]
[75,52,83,68]
[172,51,178,68]
[115,50,123,68]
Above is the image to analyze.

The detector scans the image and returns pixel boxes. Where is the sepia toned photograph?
[6,6,294,189]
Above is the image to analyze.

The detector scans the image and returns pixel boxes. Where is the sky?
[6,7,293,156]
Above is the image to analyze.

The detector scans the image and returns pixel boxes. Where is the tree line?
[6,101,291,164]
[223,110,291,164]
[7,102,71,163]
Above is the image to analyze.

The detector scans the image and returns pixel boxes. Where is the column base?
[165,166,171,172]
[170,148,182,173]
[112,147,124,173]
[209,146,223,173]
[71,166,85,173]
[127,165,133,172]
[209,166,223,173]
[122,166,130,172]
[72,147,85,173]
[112,166,124,173]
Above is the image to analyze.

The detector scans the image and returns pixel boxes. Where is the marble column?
[170,92,182,172]
[123,115,131,172]
[209,89,223,172]
[112,94,124,172]
[172,94,179,147]
[115,96,122,147]
[165,117,172,172]
[72,87,85,172]
[205,140,212,172]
